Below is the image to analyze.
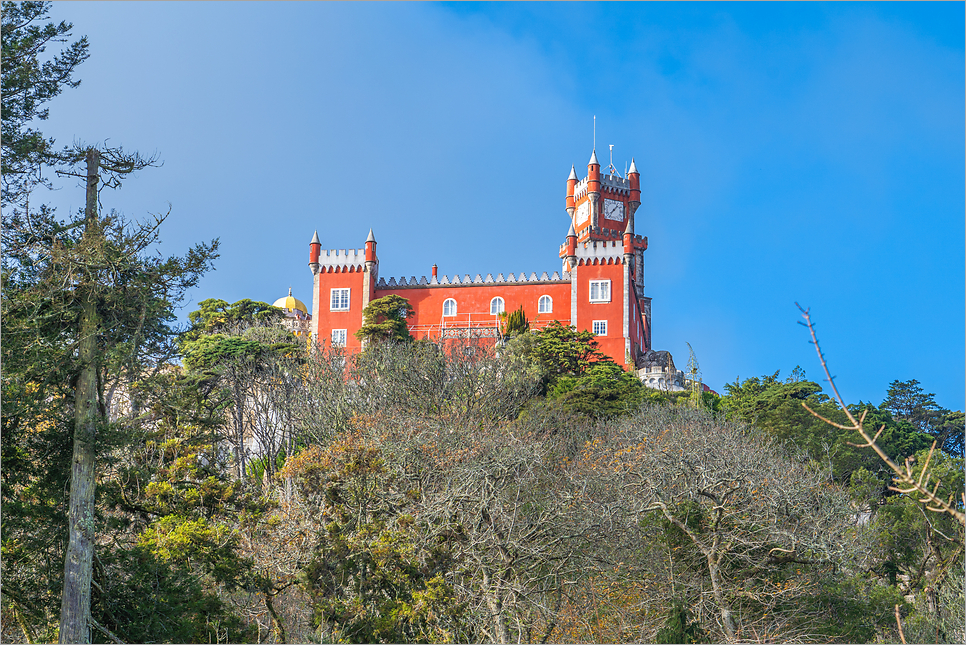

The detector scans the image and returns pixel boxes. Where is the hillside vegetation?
[3,305,963,642]
[1,4,962,642]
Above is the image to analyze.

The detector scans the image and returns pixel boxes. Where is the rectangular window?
[330,288,350,311]
[593,320,607,336]
[331,329,347,347]
[589,280,611,302]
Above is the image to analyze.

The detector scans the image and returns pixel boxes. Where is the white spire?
[366,228,376,243]
[568,222,576,237]
[310,230,320,244]
[568,165,578,180]
[589,149,599,165]
[628,157,639,174]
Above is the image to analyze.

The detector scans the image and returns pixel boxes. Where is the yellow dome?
[273,288,308,314]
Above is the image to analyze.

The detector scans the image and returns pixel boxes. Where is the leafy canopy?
[355,294,414,345]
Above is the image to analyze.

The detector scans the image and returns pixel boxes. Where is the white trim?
[490,297,505,315]
[538,294,552,314]
[330,288,350,311]
[593,320,608,336]
[589,280,611,303]
[331,329,347,346]
[443,298,457,317]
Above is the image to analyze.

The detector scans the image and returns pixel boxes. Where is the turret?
[566,222,577,269]
[627,157,641,235]
[365,228,377,266]
[566,165,578,214]
[623,218,634,260]
[309,230,321,274]
[587,149,600,193]
[587,149,601,230]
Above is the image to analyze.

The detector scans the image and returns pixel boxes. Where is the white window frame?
[589,280,611,303]
[593,320,608,336]
[443,298,457,317]
[538,295,552,314]
[490,297,505,315]
[331,328,347,347]
[330,288,350,311]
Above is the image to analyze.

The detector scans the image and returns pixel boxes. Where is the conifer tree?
[355,294,414,345]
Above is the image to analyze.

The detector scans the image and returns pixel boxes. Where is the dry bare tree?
[797,304,965,526]
[570,405,859,643]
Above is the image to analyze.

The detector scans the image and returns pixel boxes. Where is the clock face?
[576,200,590,225]
[604,198,624,222]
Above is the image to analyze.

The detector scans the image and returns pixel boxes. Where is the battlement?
[559,231,647,257]
[573,173,632,200]
[377,270,570,289]
[600,173,631,195]
[317,248,366,267]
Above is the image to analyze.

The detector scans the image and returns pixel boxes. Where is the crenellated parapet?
[560,235,646,260]
[313,248,371,274]
[600,173,632,196]
[377,270,570,289]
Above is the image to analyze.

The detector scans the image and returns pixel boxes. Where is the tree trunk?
[707,551,736,640]
[59,148,101,644]
[481,564,511,644]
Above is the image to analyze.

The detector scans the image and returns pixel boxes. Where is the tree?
[881,380,964,458]
[550,360,653,418]
[284,435,470,643]
[1,0,88,208]
[183,297,284,341]
[498,305,529,341]
[721,371,933,485]
[94,369,259,644]
[2,143,218,643]
[180,302,297,480]
[577,406,863,642]
[525,320,610,385]
[355,294,414,345]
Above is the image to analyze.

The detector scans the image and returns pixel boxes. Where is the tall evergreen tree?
[2,144,218,642]
[1,1,88,208]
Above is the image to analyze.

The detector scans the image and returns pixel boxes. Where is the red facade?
[309,150,652,368]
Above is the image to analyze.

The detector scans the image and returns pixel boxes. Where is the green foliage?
[881,379,963,457]
[656,599,709,644]
[91,368,264,638]
[498,305,529,340]
[180,333,265,373]
[801,574,906,643]
[286,439,470,643]
[550,361,655,418]
[722,370,933,483]
[355,294,414,345]
[528,320,610,385]
[1,0,89,206]
[92,545,254,644]
[247,450,287,482]
[183,297,284,342]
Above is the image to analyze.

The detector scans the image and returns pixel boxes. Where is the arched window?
[538,295,552,314]
[490,297,505,315]
[443,298,457,317]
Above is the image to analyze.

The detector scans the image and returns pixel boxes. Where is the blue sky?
[34,2,964,410]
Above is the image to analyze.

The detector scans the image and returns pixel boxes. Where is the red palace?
[308,148,652,369]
